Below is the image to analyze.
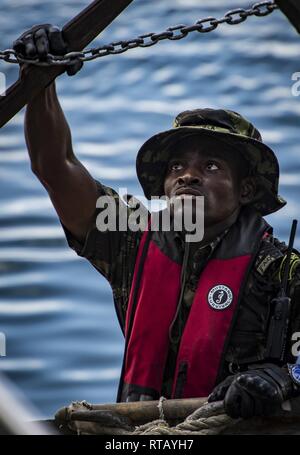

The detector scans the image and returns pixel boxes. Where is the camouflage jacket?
[62,180,300,398]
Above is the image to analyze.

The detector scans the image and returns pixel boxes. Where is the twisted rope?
[132,400,239,435]
[61,399,239,435]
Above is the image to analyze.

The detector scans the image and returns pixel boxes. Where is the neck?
[201,207,241,246]
[181,206,241,251]
[167,205,242,247]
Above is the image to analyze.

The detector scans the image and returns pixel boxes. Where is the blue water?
[0,0,300,419]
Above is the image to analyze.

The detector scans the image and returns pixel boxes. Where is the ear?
[239,177,256,205]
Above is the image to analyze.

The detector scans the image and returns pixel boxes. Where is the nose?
[177,169,202,187]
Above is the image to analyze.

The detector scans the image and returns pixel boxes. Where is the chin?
[169,197,205,227]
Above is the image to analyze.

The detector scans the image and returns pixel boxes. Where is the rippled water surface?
[0,0,299,418]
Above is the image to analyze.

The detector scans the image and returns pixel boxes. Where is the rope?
[62,399,239,435]
[157,396,167,420]
[132,401,239,435]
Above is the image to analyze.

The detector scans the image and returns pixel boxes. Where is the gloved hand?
[13,24,83,76]
[208,364,295,419]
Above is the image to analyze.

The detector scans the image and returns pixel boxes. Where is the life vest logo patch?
[288,364,300,387]
[208,285,233,310]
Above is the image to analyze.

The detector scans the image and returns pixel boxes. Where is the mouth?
[173,186,204,197]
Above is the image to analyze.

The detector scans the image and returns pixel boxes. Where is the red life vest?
[117,207,269,402]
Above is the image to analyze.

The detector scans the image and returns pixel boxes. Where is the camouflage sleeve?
[269,248,300,363]
[60,180,148,292]
[258,239,300,363]
[287,258,300,363]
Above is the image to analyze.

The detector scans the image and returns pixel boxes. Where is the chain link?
[0,1,278,67]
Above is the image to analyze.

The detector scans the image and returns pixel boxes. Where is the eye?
[206,161,220,171]
[169,162,183,172]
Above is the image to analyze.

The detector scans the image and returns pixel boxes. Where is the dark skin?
[20,25,255,249]
[17,27,97,245]
[16,24,287,420]
[163,135,256,246]
[23,73,98,245]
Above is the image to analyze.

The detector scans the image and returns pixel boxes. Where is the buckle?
[228,362,241,374]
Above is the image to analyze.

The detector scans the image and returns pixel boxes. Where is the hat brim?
[136,126,286,216]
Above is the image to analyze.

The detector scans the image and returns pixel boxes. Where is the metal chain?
[0,1,278,67]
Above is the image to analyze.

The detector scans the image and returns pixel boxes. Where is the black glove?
[208,364,296,419]
[13,24,83,76]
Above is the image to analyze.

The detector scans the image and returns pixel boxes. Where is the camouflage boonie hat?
[136,108,286,216]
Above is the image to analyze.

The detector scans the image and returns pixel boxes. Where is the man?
[14,25,300,419]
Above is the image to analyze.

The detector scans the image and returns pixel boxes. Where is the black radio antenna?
[281,219,298,295]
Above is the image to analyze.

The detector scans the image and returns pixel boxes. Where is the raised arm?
[16,25,99,243]
[26,80,98,243]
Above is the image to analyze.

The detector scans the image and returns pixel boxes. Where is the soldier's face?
[163,136,246,227]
